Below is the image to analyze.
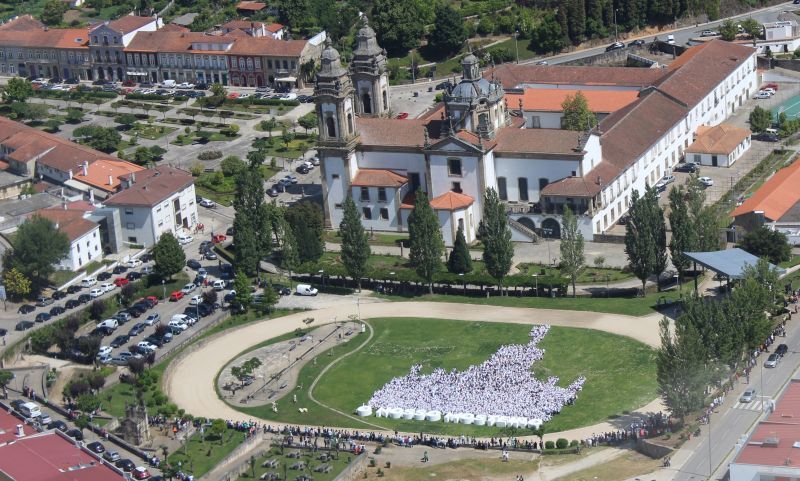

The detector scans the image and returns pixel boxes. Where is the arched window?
[246,58,253,70]
[238,58,245,69]
[382,90,388,111]
[326,116,336,138]
[362,93,372,114]
[347,113,354,134]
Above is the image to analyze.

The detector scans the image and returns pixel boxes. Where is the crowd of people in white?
[366,325,585,422]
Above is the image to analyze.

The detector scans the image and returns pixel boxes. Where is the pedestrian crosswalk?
[733,400,766,411]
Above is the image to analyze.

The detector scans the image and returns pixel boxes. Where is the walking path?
[163,301,664,445]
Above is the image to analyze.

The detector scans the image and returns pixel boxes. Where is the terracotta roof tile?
[222,20,264,30]
[485,63,666,90]
[105,15,156,34]
[160,24,190,33]
[686,124,751,155]
[73,159,145,192]
[506,89,639,113]
[540,176,602,197]
[429,191,474,211]
[266,23,284,33]
[494,128,586,156]
[126,30,306,56]
[351,169,408,187]
[105,165,193,207]
[734,381,800,468]
[0,15,44,32]
[731,158,800,221]
[236,1,267,10]
[35,207,98,242]
[356,118,432,148]
[0,27,89,50]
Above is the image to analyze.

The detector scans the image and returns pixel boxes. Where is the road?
[673,324,798,480]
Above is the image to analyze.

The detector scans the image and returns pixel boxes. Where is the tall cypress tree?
[648,188,668,291]
[447,226,472,274]
[624,189,655,295]
[668,186,695,283]
[657,317,711,420]
[339,196,371,291]
[482,188,514,295]
[408,188,444,294]
[560,205,585,297]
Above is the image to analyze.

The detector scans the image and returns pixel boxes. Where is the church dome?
[353,18,383,58]
[318,38,348,79]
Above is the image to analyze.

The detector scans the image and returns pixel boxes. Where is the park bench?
[286,451,301,459]
[262,459,279,468]
[290,461,306,470]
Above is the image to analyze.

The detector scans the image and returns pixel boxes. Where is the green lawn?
[236,317,657,435]
[408,289,683,317]
[517,263,634,284]
[316,251,488,275]
[253,133,314,159]
[236,446,354,481]
[50,269,80,288]
[780,255,800,269]
[325,230,409,247]
[131,123,177,140]
[168,428,246,478]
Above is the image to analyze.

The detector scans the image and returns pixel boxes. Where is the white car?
[282,93,298,101]
[125,259,143,268]
[136,341,156,352]
[295,284,318,296]
[199,198,216,208]
[188,295,203,306]
[101,283,116,293]
[762,87,776,95]
[177,233,194,245]
[698,176,714,187]
[238,93,250,99]
[97,319,118,330]
[177,82,195,89]
[98,346,112,357]
[755,91,771,100]
[144,313,160,326]
[89,288,104,298]
[82,277,98,288]
[660,174,676,185]
[172,313,196,326]
[181,283,197,294]
[168,320,188,332]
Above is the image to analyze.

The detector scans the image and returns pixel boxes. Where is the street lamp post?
[319,269,325,289]
[459,272,466,295]
[606,274,610,298]
[532,274,538,297]
[162,279,166,300]
[613,8,619,41]
[514,31,520,64]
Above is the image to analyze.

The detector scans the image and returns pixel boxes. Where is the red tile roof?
[734,381,800,468]
[430,191,474,210]
[731,158,800,221]
[0,14,44,32]
[35,206,98,242]
[126,30,306,57]
[494,128,586,156]
[485,63,666,90]
[105,15,156,34]
[0,27,89,50]
[540,176,602,197]
[266,23,284,33]
[351,169,408,187]
[73,158,145,193]
[236,1,267,10]
[506,89,639,113]
[686,124,751,155]
[357,118,431,148]
[105,165,193,207]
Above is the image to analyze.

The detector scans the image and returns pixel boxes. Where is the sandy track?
[164,301,662,437]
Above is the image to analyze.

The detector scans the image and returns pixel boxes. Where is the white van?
[177,233,194,245]
[81,277,97,288]
[212,279,226,291]
[162,79,176,88]
[18,401,41,419]
[667,34,675,44]
[295,284,318,296]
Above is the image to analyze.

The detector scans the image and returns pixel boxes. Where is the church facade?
[315,24,758,245]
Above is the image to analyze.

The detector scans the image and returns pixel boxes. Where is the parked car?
[110,334,130,348]
[35,312,51,323]
[67,285,83,294]
[36,296,54,307]
[126,259,143,268]
[144,313,161,326]
[199,198,216,208]
[103,450,121,462]
[698,176,714,187]
[765,353,779,368]
[296,164,310,174]
[700,30,718,37]
[126,271,143,281]
[101,283,116,293]
[181,283,197,294]
[203,250,218,260]
[66,428,83,441]
[267,186,280,197]
[97,319,118,330]
[114,277,130,287]
[97,271,112,281]
[133,466,152,479]
[177,233,194,245]
[295,284,318,296]
[51,290,66,300]
[78,293,91,303]
[395,112,409,119]
[776,343,789,356]
[739,388,757,403]
[188,295,203,306]
[18,304,35,314]
[756,132,780,142]
[212,234,227,243]
[755,91,771,100]
[674,162,699,173]
[170,291,185,302]
[116,459,136,472]
[628,39,645,47]
[605,41,624,52]
[48,420,68,431]
[112,265,128,274]
[128,323,147,336]
[89,288,104,298]
[49,305,65,316]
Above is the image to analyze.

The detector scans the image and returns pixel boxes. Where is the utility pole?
[514,30,520,64]
[614,8,619,41]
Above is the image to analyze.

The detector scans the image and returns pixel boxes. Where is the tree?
[529,11,567,54]
[649,189,668,291]
[3,267,31,301]
[561,91,596,131]
[447,226,472,274]
[624,190,655,295]
[0,370,13,397]
[559,206,585,297]
[14,102,49,122]
[89,300,106,321]
[749,106,771,133]
[281,222,300,281]
[261,281,279,313]
[72,125,122,153]
[740,18,761,39]
[210,83,226,98]
[3,77,33,103]
[372,0,426,55]
[246,149,265,166]
[260,117,277,137]
[5,216,69,290]
[427,3,466,57]
[408,188,443,294]
[285,201,325,262]
[233,271,252,311]
[75,394,102,414]
[41,0,67,25]
[133,146,155,165]
[482,188,514,294]
[280,128,294,150]
[668,186,695,282]
[297,112,317,134]
[656,317,712,420]
[738,227,792,264]
[220,155,246,177]
[65,108,85,124]
[339,196,370,291]
[153,233,186,280]
[275,0,313,31]
[202,289,218,305]
[719,19,738,41]
[116,113,137,130]
[208,418,227,444]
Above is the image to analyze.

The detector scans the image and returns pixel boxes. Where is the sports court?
[772,94,800,121]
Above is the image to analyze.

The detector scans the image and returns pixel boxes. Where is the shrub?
[556,438,569,449]
[544,440,555,450]
[198,150,222,161]
[569,439,579,447]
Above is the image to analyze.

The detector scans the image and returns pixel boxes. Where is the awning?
[126,71,149,76]
[275,76,297,83]
[684,248,786,280]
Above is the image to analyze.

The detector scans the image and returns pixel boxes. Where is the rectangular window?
[126,222,135,229]
[530,116,540,128]
[334,203,343,209]
[377,187,387,202]
[409,173,421,192]
[124,208,133,215]
[539,178,549,191]
[128,236,137,243]
[518,178,529,201]
[694,154,701,163]
[360,187,369,201]
[452,182,462,193]
[362,207,372,220]
[447,158,462,176]
[497,177,507,201]
[332,174,340,179]
[379,208,389,220]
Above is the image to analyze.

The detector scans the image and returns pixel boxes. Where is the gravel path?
[163,301,664,442]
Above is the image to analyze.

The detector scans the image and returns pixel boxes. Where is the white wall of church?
[494,157,580,203]
[322,154,348,227]
[429,153,481,208]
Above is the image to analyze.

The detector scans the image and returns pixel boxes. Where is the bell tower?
[315,38,357,147]
[350,18,389,117]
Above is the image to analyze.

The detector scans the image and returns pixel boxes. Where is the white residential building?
[103,166,198,248]
[316,26,757,243]
[35,201,102,271]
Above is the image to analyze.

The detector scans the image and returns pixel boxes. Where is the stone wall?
[636,438,674,459]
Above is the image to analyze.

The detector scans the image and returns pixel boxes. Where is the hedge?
[229,98,300,107]
[198,150,223,160]
[35,89,118,101]
[126,93,170,102]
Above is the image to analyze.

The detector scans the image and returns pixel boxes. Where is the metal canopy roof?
[685,248,786,279]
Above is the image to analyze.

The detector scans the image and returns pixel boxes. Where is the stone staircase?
[508,218,540,243]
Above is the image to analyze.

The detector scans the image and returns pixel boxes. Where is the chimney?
[89,189,95,203]
[16,424,23,437]
[131,172,136,184]
[82,161,89,177]
[108,175,114,186]
[68,169,73,179]
[63,202,67,210]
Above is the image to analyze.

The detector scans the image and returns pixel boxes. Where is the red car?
[146,295,158,305]
[113,278,130,287]
[132,467,151,479]
[227,92,239,99]
[396,112,409,119]
[169,291,184,302]
[212,234,227,243]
